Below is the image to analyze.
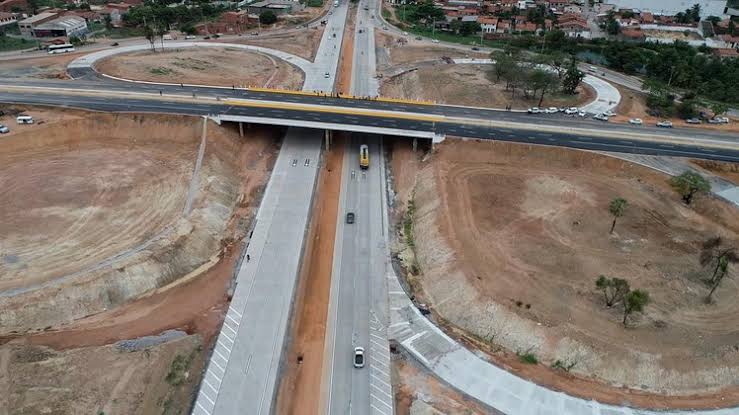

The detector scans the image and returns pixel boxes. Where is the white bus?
[47,43,75,54]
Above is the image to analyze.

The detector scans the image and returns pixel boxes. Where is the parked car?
[353,347,365,368]
[578,111,587,117]
[16,115,33,124]
[0,124,9,134]
[713,116,730,124]
[628,118,643,125]
[604,110,616,117]
[685,118,701,124]
[431,39,439,43]
[203,36,211,39]
[184,35,196,40]
[564,107,578,115]
[545,107,558,114]
[346,212,355,224]
[527,107,541,114]
[657,120,673,128]
[111,42,119,46]
[471,46,480,51]
[593,113,609,122]
[417,303,431,315]
[415,36,422,40]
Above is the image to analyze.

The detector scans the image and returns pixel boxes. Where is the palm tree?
[608,197,627,234]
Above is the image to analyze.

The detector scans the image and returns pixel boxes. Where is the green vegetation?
[608,197,627,234]
[306,0,323,6]
[699,237,739,302]
[0,35,38,52]
[150,67,175,75]
[165,353,194,386]
[123,0,228,36]
[259,10,278,25]
[622,289,650,325]
[595,275,630,307]
[670,171,711,205]
[518,351,538,364]
[552,359,577,372]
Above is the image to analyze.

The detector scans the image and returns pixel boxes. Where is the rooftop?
[19,12,57,24]
[35,15,86,30]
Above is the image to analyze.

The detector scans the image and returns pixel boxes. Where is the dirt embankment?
[0,109,280,414]
[381,64,594,109]
[95,47,304,89]
[0,111,276,336]
[391,139,739,407]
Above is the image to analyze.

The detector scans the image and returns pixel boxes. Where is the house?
[246,0,302,16]
[479,16,498,33]
[721,34,739,48]
[639,11,653,24]
[563,4,580,13]
[18,12,57,38]
[517,21,537,32]
[548,0,569,9]
[557,13,590,38]
[0,11,16,30]
[32,14,87,38]
[713,48,739,58]
[620,27,644,41]
[496,20,511,33]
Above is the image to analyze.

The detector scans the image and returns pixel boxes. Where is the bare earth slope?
[395,139,739,399]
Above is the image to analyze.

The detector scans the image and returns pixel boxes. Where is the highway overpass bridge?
[1,81,739,162]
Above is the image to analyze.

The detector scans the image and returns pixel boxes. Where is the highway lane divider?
[246,87,436,105]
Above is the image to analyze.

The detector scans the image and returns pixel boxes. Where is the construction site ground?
[95,47,304,89]
[0,107,279,414]
[228,27,325,62]
[0,50,81,79]
[380,63,594,110]
[389,138,739,407]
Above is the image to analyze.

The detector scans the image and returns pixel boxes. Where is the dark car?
[111,42,119,46]
[346,212,355,224]
[471,46,480,51]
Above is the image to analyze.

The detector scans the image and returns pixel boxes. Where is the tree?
[623,289,650,325]
[526,68,559,106]
[706,16,721,24]
[459,21,481,37]
[676,99,698,119]
[561,59,584,94]
[490,50,515,82]
[710,102,728,117]
[595,276,630,307]
[259,10,277,25]
[144,24,156,51]
[104,15,113,30]
[729,20,737,36]
[699,237,739,302]
[606,14,620,35]
[670,171,710,205]
[608,197,627,234]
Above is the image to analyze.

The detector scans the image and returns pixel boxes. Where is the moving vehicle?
[471,46,480,51]
[628,118,643,125]
[431,39,439,43]
[185,35,196,39]
[656,120,673,128]
[47,43,75,54]
[353,347,365,368]
[111,42,119,46]
[346,212,355,224]
[333,0,339,6]
[359,144,369,169]
[16,115,33,124]
[324,72,330,78]
[0,124,9,134]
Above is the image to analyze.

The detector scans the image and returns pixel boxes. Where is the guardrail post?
[239,121,244,137]
[325,129,331,151]
[412,138,417,152]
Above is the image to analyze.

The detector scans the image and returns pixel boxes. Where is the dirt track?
[392,139,739,405]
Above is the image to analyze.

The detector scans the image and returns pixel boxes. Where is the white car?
[431,39,439,43]
[184,35,196,40]
[656,120,673,128]
[353,347,365,368]
[628,118,643,125]
[402,31,408,35]
[593,113,609,121]
[604,110,616,117]
[545,107,558,114]
[714,116,730,124]
[527,107,541,114]
[564,107,578,115]
[578,111,587,117]
[0,124,9,133]
[324,72,330,78]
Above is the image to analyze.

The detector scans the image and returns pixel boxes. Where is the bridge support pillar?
[325,129,332,151]
[412,138,417,152]
[239,121,244,137]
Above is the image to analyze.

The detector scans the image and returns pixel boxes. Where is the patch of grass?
[0,35,38,52]
[306,0,323,7]
[518,351,538,364]
[165,354,193,386]
[106,27,146,39]
[403,198,415,248]
[150,67,175,75]
[552,359,577,372]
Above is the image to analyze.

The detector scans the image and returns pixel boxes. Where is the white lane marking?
[204,378,219,394]
[388,290,405,294]
[370,402,390,415]
[371,372,392,389]
[221,331,235,343]
[206,369,222,383]
[371,395,393,409]
[226,314,240,325]
[195,401,212,414]
[199,390,216,406]
[370,355,390,368]
[223,322,238,335]
[370,332,385,340]
[214,349,229,363]
[389,321,409,328]
[217,339,232,352]
[371,365,390,379]
[211,359,226,374]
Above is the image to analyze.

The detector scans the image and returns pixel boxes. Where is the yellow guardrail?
[223,98,444,122]
[245,87,435,106]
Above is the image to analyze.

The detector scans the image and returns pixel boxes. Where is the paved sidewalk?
[388,273,737,415]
